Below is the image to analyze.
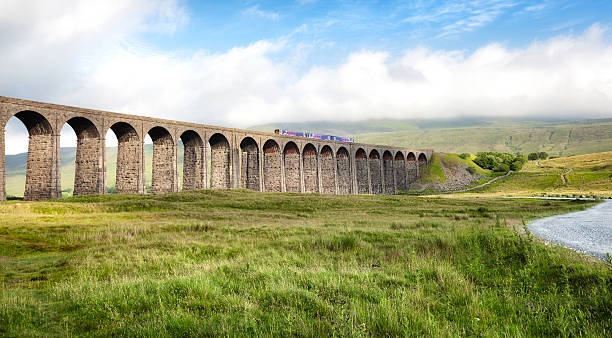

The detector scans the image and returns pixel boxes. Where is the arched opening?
[263,139,281,192]
[62,117,102,196]
[302,143,318,193]
[209,133,230,189]
[320,145,335,194]
[180,130,204,191]
[4,111,56,200]
[369,149,382,194]
[107,122,141,194]
[394,151,407,192]
[283,142,300,193]
[355,148,368,194]
[336,147,351,194]
[3,111,56,200]
[406,152,417,185]
[382,150,394,194]
[146,126,175,194]
[418,153,428,165]
[240,137,259,191]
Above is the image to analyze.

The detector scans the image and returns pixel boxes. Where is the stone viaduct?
[0,96,433,201]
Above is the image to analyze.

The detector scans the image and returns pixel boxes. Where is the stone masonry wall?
[369,159,382,195]
[383,159,394,194]
[406,161,418,184]
[264,147,282,192]
[355,158,369,194]
[24,133,55,200]
[302,146,318,193]
[182,145,204,190]
[73,137,101,195]
[394,160,406,192]
[210,142,230,189]
[240,143,259,191]
[114,125,141,194]
[336,154,351,194]
[284,151,300,193]
[320,150,335,194]
[151,132,175,194]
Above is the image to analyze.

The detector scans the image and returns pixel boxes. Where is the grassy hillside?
[252,118,612,156]
[465,151,612,197]
[1,191,610,336]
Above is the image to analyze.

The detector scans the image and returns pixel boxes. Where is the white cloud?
[242,5,280,21]
[1,1,612,155]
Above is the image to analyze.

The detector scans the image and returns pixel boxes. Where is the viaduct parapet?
[0,96,433,201]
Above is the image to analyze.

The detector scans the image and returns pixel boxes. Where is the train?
[274,129,354,143]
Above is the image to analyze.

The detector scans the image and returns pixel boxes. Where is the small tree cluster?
[459,153,471,159]
[474,152,526,173]
[528,152,548,160]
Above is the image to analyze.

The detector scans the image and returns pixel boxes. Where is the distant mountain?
[4,117,611,197]
[251,118,612,156]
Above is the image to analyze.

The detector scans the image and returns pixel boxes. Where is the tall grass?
[0,190,610,336]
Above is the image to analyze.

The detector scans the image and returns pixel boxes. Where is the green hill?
[252,118,612,156]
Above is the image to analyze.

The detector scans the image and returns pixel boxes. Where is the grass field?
[465,151,612,197]
[1,190,610,336]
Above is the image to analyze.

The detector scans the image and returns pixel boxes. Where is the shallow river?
[528,200,612,260]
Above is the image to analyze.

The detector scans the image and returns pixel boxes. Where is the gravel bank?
[528,200,612,260]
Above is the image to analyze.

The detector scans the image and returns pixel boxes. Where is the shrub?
[494,163,510,172]
[510,160,523,171]
[528,152,539,161]
[466,166,478,175]
[538,152,548,160]
[459,153,471,159]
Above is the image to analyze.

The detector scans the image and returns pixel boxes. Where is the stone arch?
[108,122,141,194]
[418,153,428,165]
[5,111,56,200]
[355,148,368,194]
[320,145,335,194]
[147,126,175,194]
[336,147,351,194]
[180,130,204,191]
[209,133,231,189]
[240,137,259,191]
[382,150,394,194]
[406,152,418,185]
[302,143,319,193]
[394,151,407,192]
[283,141,300,192]
[63,117,102,196]
[263,139,281,192]
[369,149,382,194]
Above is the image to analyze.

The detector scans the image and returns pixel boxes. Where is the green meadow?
[1,190,610,336]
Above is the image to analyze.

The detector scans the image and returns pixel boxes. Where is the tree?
[459,153,471,159]
[538,152,548,160]
[510,160,523,171]
[528,153,539,161]
[495,163,510,172]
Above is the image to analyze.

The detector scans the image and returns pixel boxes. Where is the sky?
[1,0,612,154]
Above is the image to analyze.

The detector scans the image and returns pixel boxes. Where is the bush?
[466,166,477,175]
[528,153,539,161]
[510,160,523,171]
[474,152,524,172]
[538,152,548,159]
[459,153,471,159]
[494,163,510,172]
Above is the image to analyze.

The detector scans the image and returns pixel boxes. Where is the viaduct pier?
[0,96,432,201]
